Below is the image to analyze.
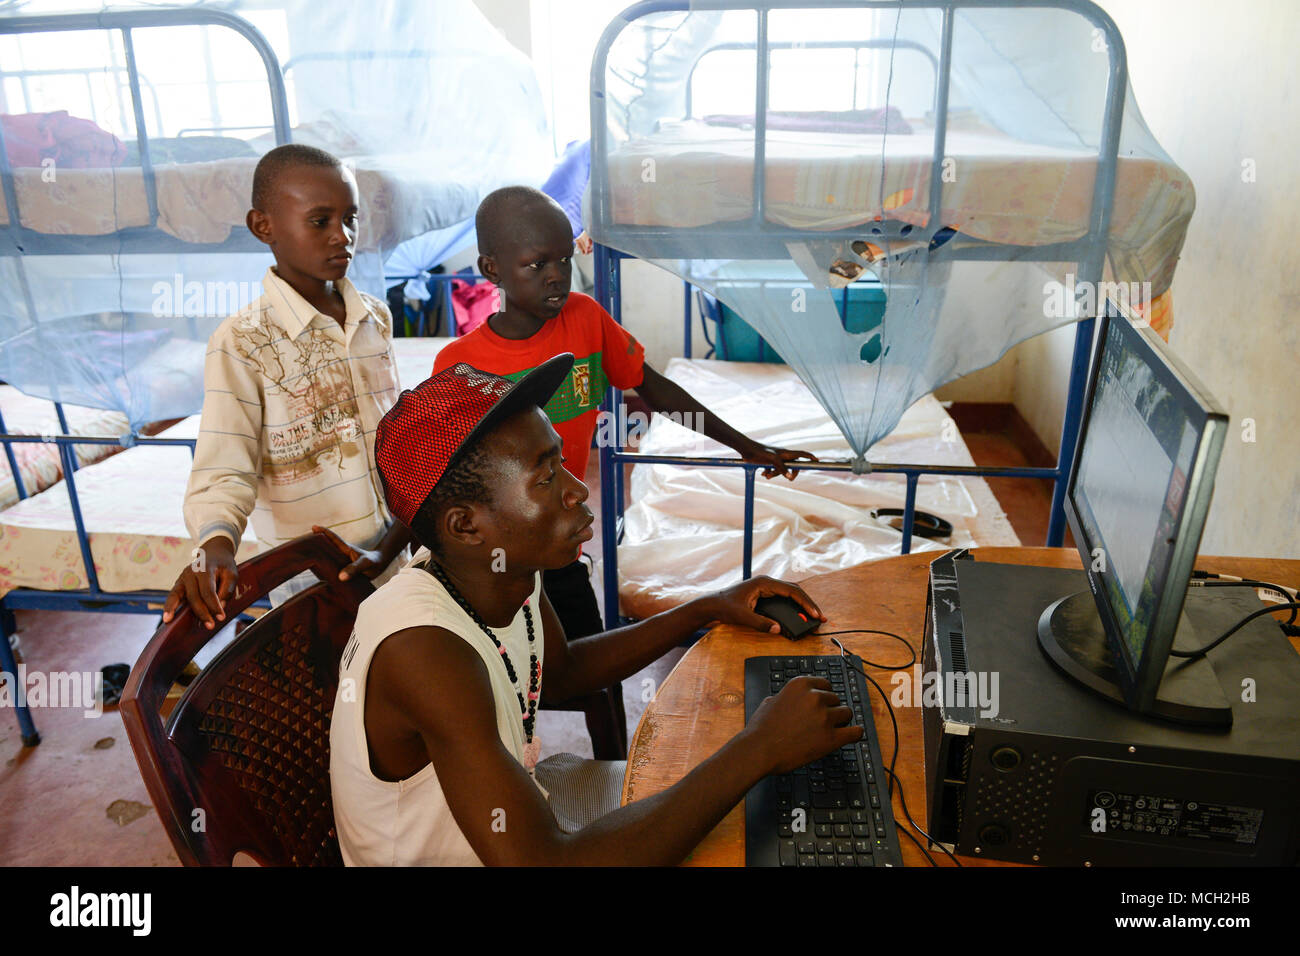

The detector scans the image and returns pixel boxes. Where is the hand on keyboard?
[745,657,904,866]
[746,675,865,775]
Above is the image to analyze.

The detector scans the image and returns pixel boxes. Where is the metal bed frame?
[589,0,1127,628]
[0,9,497,744]
[0,7,295,746]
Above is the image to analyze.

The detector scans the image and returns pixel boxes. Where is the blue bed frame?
[0,8,500,746]
[588,0,1127,628]
[0,7,294,746]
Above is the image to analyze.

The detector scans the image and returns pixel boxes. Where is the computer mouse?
[755,595,820,641]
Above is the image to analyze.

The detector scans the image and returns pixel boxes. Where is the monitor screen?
[1066,313,1227,709]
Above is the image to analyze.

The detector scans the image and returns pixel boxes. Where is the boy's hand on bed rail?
[703,575,825,635]
[737,439,818,481]
[635,365,815,480]
[162,536,238,630]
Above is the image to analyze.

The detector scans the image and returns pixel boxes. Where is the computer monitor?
[1043,308,1229,724]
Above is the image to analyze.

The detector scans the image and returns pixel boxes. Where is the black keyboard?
[744,655,905,867]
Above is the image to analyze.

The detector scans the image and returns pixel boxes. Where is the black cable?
[883,764,962,867]
[818,628,916,670]
[1192,570,1296,596]
[1169,601,1300,660]
[895,818,939,866]
[1195,579,1298,627]
[829,637,963,866]
[831,638,901,799]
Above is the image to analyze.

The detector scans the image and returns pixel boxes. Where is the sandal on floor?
[100,663,131,707]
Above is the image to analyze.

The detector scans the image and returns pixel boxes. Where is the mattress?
[0,336,450,598]
[615,358,1020,619]
[0,150,480,252]
[607,119,1193,294]
[0,386,130,510]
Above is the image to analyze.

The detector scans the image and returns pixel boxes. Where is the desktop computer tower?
[920,551,1300,866]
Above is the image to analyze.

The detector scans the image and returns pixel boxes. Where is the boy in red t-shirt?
[433,186,815,653]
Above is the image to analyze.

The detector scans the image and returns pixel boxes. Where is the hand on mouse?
[701,575,825,635]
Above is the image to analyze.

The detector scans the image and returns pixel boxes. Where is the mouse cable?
[882,764,963,867]
[1168,601,1300,660]
[818,628,916,670]
[831,637,900,798]
[1189,575,1299,632]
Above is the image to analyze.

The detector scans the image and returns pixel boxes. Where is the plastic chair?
[121,532,373,866]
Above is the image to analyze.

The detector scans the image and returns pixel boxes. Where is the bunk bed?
[0,0,546,744]
[0,5,547,410]
[586,0,1195,626]
[0,336,447,745]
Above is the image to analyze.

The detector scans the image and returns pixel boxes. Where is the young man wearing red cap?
[432,186,818,652]
[329,355,860,865]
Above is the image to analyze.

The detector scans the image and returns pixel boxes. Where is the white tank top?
[329,548,544,866]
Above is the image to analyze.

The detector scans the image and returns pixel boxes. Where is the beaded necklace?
[425,560,540,743]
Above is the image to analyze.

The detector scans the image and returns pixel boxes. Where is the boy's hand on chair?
[737,439,818,481]
[162,537,238,631]
[704,575,825,635]
[312,525,385,581]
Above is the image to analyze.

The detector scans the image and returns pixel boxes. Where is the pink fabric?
[1,111,126,169]
[450,279,498,335]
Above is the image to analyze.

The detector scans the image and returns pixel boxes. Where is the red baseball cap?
[375,353,574,543]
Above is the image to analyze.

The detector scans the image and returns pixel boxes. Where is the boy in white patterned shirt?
[163,144,410,629]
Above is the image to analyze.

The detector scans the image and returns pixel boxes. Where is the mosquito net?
[0,0,551,429]
[586,1,1194,463]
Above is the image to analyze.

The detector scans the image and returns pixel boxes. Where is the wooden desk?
[621,547,1300,867]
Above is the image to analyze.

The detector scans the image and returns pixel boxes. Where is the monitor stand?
[1037,592,1233,728]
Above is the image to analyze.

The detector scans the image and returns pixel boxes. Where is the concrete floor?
[0,415,1039,865]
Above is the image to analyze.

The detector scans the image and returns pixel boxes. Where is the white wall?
[1012,323,1076,455]
[1013,0,1300,558]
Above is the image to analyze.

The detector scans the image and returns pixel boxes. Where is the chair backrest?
[121,532,374,866]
